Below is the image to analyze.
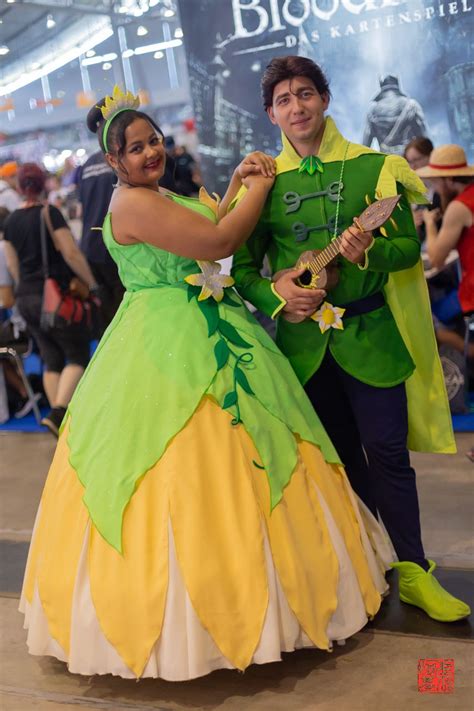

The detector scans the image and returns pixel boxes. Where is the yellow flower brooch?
[185,261,235,302]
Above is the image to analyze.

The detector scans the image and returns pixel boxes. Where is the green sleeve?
[231,220,284,319]
[359,188,421,273]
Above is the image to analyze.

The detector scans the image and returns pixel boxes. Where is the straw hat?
[416,145,474,178]
[0,161,18,178]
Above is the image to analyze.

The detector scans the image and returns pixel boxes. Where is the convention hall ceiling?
[0,0,178,74]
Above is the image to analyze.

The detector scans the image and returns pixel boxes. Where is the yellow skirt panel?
[248,445,339,650]
[88,459,169,678]
[28,422,88,653]
[167,397,269,670]
[300,440,382,618]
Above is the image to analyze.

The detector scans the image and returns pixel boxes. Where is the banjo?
[273,194,402,291]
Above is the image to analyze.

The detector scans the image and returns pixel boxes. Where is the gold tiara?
[99,85,140,121]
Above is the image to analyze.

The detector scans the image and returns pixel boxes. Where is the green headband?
[102,107,135,153]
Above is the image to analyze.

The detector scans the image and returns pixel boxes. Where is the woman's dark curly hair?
[87,99,163,154]
[86,98,165,183]
[18,162,46,198]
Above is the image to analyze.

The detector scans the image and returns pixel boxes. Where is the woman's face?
[405,147,429,170]
[109,117,166,188]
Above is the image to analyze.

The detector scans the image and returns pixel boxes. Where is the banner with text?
[178,0,473,193]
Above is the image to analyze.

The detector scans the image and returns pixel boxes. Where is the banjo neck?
[306,235,344,276]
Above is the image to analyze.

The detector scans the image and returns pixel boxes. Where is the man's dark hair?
[261,56,330,109]
[403,136,434,159]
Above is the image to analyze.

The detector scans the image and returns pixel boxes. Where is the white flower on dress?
[311,301,345,333]
[184,261,235,302]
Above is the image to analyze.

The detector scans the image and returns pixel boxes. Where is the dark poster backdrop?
[178,0,473,195]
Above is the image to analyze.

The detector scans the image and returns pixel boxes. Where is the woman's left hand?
[236,151,276,180]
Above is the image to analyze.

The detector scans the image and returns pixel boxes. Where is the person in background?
[418,145,474,316]
[59,156,80,191]
[0,162,22,213]
[0,235,42,420]
[404,137,440,242]
[404,136,433,171]
[3,162,99,436]
[165,136,202,196]
[45,173,64,210]
[77,150,125,329]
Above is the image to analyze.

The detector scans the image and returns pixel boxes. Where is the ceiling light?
[0,24,114,96]
[137,25,148,36]
[134,39,182,55]
[82,52,117,66]
[102,62,112,70]
[122,49,134,58]
[0,46,10,56]
[174,28,183,39]
[86,49,96,57]
[153,51,164,59]
[6,0,16,4]
[46,14,56,29]
[163,9,175,17]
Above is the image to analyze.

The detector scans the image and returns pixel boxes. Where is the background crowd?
[0,132,473,431]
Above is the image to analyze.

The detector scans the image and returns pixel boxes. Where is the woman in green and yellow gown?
[20,89,392,681]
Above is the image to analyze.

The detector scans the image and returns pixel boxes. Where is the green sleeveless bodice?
[65,193,340,552]
[101,193,215,292]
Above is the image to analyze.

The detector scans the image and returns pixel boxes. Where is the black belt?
[340,291,385,318]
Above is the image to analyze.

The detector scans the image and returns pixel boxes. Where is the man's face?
[267,76,329,146]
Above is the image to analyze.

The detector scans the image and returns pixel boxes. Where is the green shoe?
[391,560,471,622]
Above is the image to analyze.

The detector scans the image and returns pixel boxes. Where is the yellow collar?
[276,116,378,174]
[231,116,428,208]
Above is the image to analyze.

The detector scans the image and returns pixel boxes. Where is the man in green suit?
[232,55,469,623]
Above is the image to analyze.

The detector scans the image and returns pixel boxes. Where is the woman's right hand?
[236,151,276,180]
[241,171,275,193]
